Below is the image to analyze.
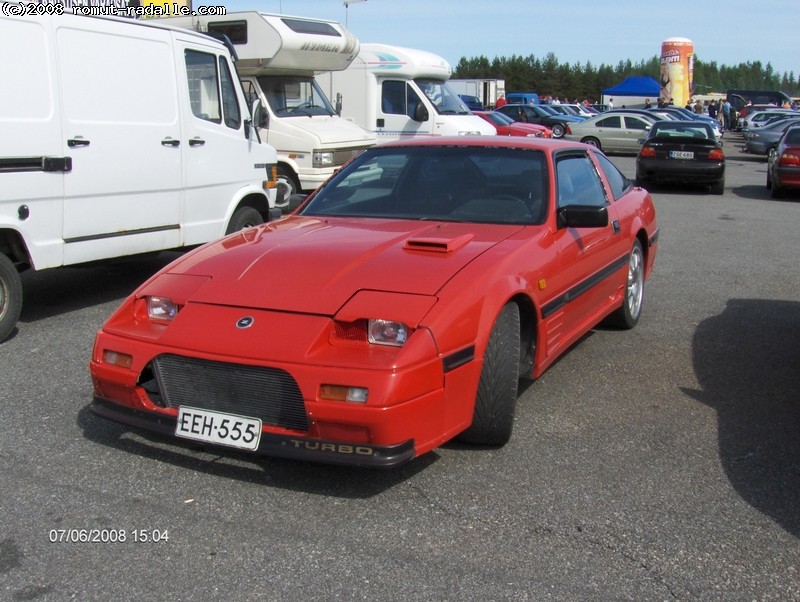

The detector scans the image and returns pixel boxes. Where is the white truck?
[447,78,506,109]
[163,12,376,205]
[0,4,280,342]
[317,43,496,142]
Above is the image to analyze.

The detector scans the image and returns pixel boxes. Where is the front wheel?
[551,123,565,138]
[457,303,520,446]
[0,254,23,343]
[276,166,299,211]
[606,240,644,330]
[225,206,264,235]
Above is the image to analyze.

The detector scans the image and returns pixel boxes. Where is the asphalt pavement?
[1,133,798,601]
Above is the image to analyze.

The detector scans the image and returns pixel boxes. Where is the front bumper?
[90,396,417,468]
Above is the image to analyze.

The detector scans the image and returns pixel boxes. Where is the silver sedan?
[563,111,657,154]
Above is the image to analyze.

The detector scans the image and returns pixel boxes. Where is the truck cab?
[164,13,377,206]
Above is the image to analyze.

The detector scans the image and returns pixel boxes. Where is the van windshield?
[415,79,471,115]
[256,75,336,117]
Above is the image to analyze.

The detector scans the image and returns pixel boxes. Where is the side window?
[381,81,405,115]
[185,50,220,123]
[624,116,650,130]
[596,116,621,128]
[219,56,241,130]
[594,152,631,200]
[556,154,608,208]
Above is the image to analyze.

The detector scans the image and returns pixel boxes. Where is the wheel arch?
[0,228,32,272]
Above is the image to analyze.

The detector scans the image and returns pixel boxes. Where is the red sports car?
[474,110,553,138]
[90,137,658,468]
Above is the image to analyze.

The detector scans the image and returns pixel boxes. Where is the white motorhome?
[0,5,279,342]
[163,12,376,204]
[447,78,507,109]
[318,43,496,142]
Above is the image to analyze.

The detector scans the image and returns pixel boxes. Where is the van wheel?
[276,167,299,210]
[0,254,22,343]
[457,303,520,446]
[225,206,264,234]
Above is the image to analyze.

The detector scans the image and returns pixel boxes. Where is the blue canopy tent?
[602,76,661,97]
[602,76,661,108]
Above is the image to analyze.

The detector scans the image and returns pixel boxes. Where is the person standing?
[721,99,732,131]
[607,97,614,110]
[708,99,718,120]
[495,95,507,108]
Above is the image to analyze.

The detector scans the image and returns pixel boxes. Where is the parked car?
[743,117,800,155]
[459,94,484,111]
[740,109,797,131]
[636,120,725,194]
[564,111,656,154]
[474,110,552,137]
[766,125,800,198]
[547,104,588,120]
[496,103,582,137]
[90,136,658,468]
[647,107,723,140]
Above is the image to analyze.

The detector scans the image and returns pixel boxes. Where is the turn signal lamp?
[103,350,133,369]
[320,384,369,404]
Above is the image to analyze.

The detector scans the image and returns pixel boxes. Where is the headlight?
[368,319,409,346]
[147,296,180,322]
[313,151,335,168]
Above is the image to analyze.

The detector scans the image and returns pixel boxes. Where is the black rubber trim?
[442,345,475,373]
[90,397,416,468]
[541,253,630,318]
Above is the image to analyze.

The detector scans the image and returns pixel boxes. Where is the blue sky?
[198,0,799,82]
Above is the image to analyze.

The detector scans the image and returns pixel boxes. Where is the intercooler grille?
[149,354,309,432]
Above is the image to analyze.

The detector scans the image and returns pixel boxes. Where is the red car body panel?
[474,111,552,138]
[90,137,658,467]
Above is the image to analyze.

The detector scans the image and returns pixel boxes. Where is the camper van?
[317,43,496,141]
[163,12,377,204]
[0,6,279,342]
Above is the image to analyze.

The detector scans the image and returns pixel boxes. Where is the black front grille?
[148,354,309,432]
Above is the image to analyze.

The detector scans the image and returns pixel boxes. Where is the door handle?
[161,138,180,147]
[189,138,206,146]
[67,138,90,147]
[612,220,621,234]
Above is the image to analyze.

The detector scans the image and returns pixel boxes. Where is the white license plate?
[176,407,262,451]
[669,150,694,159]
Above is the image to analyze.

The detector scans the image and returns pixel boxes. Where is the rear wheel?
[458,303,520,446]
[606,240,644,330]
[581,136,601,149]
[0,254,22,343]
[710,179,724,195]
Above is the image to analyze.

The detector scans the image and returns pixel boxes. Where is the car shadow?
[77,405,436,497]
[681,298,800,537]
[19,252,184,323]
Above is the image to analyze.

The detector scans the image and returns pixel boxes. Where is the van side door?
[58,12,182,265]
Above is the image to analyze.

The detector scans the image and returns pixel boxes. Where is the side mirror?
[335,92,343,116]
[557,205,609,229]
[413,103,429,122]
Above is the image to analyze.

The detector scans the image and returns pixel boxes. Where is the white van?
[163,12,376,204]
[317,43,496,142]
[0,5,279,342]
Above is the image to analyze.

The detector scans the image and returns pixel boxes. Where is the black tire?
[225,206,264,235]
[276,166,299,211]
[766,171,772,190]
[551,123,565,138]
[581,136,601,149]
[771,183,783,199]
[710,179,724,195]
[458,303,520,446]
[606,239,644,330]
[0,254,22,343]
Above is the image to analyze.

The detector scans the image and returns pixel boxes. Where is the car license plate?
[669,150,694,159]
[176,407,261,451]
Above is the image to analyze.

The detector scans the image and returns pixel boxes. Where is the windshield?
[415,79,471,115]
[256,75,335,117]
[301,145,548,225]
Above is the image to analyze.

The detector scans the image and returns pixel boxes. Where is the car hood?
[159,216,525,315]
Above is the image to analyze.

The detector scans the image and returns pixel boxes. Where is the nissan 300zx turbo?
[89,137,658,468]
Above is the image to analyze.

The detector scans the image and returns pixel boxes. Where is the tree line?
[453,53,800,101]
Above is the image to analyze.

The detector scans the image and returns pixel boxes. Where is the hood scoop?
[404,233,474,254]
